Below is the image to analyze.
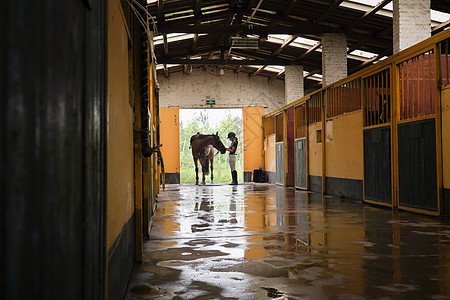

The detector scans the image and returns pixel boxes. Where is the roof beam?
[163,64,169,78]
[296,42,321,60]
[157,58,291,65]
[193,0,202,51]
[269,70,285,82]
[250,65,267,76]
[283,0,298,17]
[345,0,392,32]
[347,27,392,55]
[432,19,450,33]
[163,34,168,55]
[272,35,299,56]
[349,49,391,73]
[317,0,345,23]
[157,0,164,23]
[158,24,337,35]
[304,69,320,78]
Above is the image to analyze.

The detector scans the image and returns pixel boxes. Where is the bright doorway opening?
[180,109,243,183]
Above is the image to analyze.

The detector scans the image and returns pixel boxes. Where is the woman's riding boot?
[229,171,235,185]
[231,170,238,185]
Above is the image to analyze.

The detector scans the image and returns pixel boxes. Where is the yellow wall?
[325,111,364,180]
[264,134,276,172]
[160,108,180,174]
[243,107,264,172]
[106,0,134,250]
[442,85,450,189]
[308,122,323,176]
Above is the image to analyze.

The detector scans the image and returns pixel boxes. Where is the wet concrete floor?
[125,183,450,299]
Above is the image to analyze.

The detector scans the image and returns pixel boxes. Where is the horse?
[190,132,227,185]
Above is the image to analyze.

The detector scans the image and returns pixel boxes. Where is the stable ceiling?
[147,0,450,92]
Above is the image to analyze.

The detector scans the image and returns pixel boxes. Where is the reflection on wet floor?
[125,184,450,299]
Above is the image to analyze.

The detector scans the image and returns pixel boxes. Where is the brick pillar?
[393,0,430,53]
[285,65,304,104]
[321,33,347,87]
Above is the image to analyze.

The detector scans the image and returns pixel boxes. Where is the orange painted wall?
[160,108,180,174]
[106,0,134,250]
[308,122,323,177]
[325,111,364,180]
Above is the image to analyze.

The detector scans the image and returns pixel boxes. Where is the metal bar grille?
[295,104,307,138]
[398,50,436,120]
[439,38,450,86]
[308,93,322,124]
[276,114,284,142]
[327,79,361,119]
[363,68,391,127]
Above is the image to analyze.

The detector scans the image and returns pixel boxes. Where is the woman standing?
[226,132,238,185]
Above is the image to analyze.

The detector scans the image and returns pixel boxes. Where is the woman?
[226,132,238,185]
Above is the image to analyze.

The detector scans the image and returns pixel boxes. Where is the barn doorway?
[179,108,243,184]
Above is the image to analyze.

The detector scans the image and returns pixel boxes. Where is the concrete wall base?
[309,176,322,193]
[108,214,135,300]
[325,177,363,201]
[165,173,180,184]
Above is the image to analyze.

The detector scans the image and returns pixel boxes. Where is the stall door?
[276,142,284,184]
[295,139,307,189]
[398,120,437,212]
[396,50,439,214]
[363,127,392,205]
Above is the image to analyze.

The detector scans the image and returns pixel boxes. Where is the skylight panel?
[201,4,228,12]
[431,10,450,23]
[349,49,377,59]
[156,64,179,70]
[265,66,284,73]
[153,33,202,45]
[293,37,319,47]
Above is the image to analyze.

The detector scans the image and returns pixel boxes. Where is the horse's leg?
[201,164,206,185]
[210,157,214,184]
[194,158,199,185]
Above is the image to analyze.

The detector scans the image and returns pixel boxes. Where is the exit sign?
[206,100,215,105]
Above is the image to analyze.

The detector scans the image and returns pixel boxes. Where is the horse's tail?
[203,156,210,175]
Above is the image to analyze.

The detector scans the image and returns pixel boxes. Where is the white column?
[285,65,304,104]
[321,33,347,87]
[393,0,431,53]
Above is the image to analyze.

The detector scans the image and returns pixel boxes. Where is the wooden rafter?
[317,0,345,23]
[349,49,391,73]
[163,64,169,78]
[345,0,392,32]
[272,35,299,56]
[158,58,289,65]
[250,65,267,77]
[269,70,285,82]
[304,69,320,78]
[296,42,321,61]
[163,33,168,55]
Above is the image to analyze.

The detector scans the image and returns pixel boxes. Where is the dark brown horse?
[190,132,226,185]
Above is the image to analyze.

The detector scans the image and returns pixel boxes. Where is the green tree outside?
[180,109,243,183]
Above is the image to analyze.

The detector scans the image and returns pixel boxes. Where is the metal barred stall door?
[276,142,284,184]
[295,104,307,189]
[363,68,392,206]
[396,49,439,213]
[275,113,285,185]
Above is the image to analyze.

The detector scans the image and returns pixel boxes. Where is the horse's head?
[212,132,226,154]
